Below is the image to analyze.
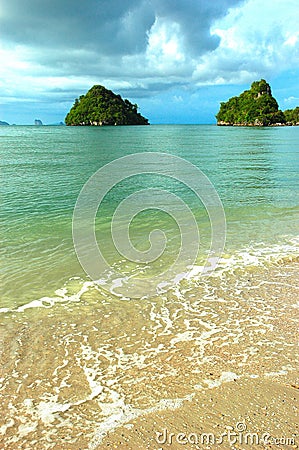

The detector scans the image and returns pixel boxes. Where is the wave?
[1,236,298,315]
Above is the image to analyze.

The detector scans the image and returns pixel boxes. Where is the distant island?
[34,119,43,126]
[284,107,299,125]
[65,85,149,126]
[0,120,9,126]
[216,79,299,126]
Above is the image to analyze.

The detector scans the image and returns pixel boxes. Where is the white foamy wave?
[89,393,194,449]
[203,371,240,389]
[0,278,94,314]
[1,236,298,314]
[188,236,299,282]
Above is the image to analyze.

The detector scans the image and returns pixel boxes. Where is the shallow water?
[1,125,299,448]
[1,125,299,306]
[1,261,298,448]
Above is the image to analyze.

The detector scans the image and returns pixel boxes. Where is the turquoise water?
[1,125,299,449]
[1,125,299,308]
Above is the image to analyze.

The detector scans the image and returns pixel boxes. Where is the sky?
[0,0,299,125]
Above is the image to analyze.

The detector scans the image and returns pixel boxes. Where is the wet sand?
[1,260,298,449]
[99,378,298,449]
[95,261,299,450]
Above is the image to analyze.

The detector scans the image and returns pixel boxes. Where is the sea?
[1,125,298,449]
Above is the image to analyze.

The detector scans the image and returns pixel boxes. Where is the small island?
[216,79,299,126]
[284,106,299,125]
[65,85,149,126]
[0,120,9,126]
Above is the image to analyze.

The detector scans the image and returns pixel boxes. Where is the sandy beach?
[1,259,298,449]
[89,260,299,450]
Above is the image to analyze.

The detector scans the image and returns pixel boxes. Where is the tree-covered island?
[216,80,299,126]
[283,106,299,125]
[65,85,149,126]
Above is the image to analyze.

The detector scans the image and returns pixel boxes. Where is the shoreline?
[94,260,299,449]
[98,378,298,449]
[217,121,299,127]
[1,259,298,449]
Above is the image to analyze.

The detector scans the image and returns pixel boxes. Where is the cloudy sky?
[0,0,298,124]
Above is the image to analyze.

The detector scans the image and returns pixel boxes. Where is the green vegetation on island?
[65,85,149,126]
[283,106,299,125]
[0,120,9,126]
[216,79,299,126]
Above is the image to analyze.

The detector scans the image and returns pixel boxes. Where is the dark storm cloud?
[0,0,246,121]
[0,0,155,54]
[0,0,244,57]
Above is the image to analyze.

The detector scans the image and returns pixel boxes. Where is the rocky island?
[65,85,149,126]
[216,79,299,126]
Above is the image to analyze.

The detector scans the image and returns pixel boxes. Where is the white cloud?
[192,0,299,85]
[146,19,186,74]
[173,95,183,103]
[283,96,299,110]
[0,0,243,101]
[0,0,299,123]
[284,33,299,47]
